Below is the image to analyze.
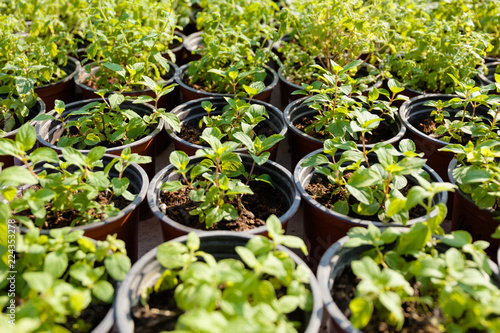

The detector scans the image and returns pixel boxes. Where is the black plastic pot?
[166,31,187,65]
[316,233,500,333]
[75,61,180,112]
[399,94,490,182]
[284,96,406,168]
[486,56,500,64]
[35,56,80,110]
[21,154,148,262]
[448,158,500,260]
[478,61,500,88]
[175,63,279,103]
[295,149,448,268]
[165,97,287,160]
[147,154,301,241]
[35,98,162,180]
[182,31,202,62]
[0,97,45,168]
[114,232,323,333]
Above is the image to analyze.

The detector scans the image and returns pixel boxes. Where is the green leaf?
[30,147,59,164]
[379,291,404,329]
[235,246,258,268]
[333,201,349,215]
[186,232,200,251]
[276,295,300,314]
[170,150,190,171]
[15,123,37,151]
[0,166,38,187]
[350,297,373,329]
[44,251,68,279]
[23,272,53,293]
[102,62,126,78]
[111,177,129,197]
[109,93,124,109]
[62,147,86,167]
[156,242,189,269]
[104,253,131,281]
[441,230,472,248]
[396,222,429,255]
[161,181,184,192]
[266,215,284,239]
[92,280,114,303]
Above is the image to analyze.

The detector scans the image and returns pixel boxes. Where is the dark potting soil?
[16,186,131,229]
[159,180,287,231]
[295,115,397,144]
[415,117,473,144]
[178,119,275,146]
[64,301,111,333]
[304,173,427,221]
[332,266,441,333]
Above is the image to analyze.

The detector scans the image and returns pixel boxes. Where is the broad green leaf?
[23,272,53,293]
[109,93,124,109]
[0,166,38,187]
[104,253,131,281]
[15,123,37,151]
[350,297,373,329]
[92,280,114,303]
[44,251,68,278]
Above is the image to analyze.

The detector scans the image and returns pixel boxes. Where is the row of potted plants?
[2,0,500,331]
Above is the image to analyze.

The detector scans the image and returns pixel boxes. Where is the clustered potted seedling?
[2,0,500,331]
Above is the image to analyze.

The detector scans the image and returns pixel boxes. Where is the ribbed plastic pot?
[486,56,500,64]
[75,61,180,112]
[114,232,323,333]
[316,233,500,332]
[295,149,448,268]
[448,158,500,261]
[182,31,202,62]
[34,56,80,110]
[35,99,162,180]
[176,63,279,103]
[284,96,406,168]
[478,61,500,88]
[165,97,287,160]
[399,94,490,182]
[279,63,383,108]
[147,154,301,241]
[165,31,187,65]
[0,97,45,168]
[19,154,148,262]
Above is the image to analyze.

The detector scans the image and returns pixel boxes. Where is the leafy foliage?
[0,227,130,333]
[301,138,455,225]
[344,221,500,332]
[0,123,151,228]
[140,215,312,333]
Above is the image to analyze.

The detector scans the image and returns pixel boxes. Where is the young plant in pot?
[399,74,499,181]
[114,215,322,333]
[441,139,500,259]
[177,12,280,102]
[317,217,500,332]
[77,3,179,109]
[0,123,150,261]
[380,14,490,95]
[0,26,80,110]
[148,129,300,241]
[284,59,407,166]
[0,85,45,167]
[277,0,386,105]
[34,85,181,178]
[166,83,286,159]
[0,224,131,333]
[295,138,454,266]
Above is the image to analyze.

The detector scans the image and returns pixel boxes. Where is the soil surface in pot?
[178,120,275,145]
[16,186,131,229]
[304,173,427,221]
[132,279,307,333]
[295,116,397,144]
[159,179,287,231]
[332,267,441,333]
[416,118,474,144]
[64,300,111,332]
